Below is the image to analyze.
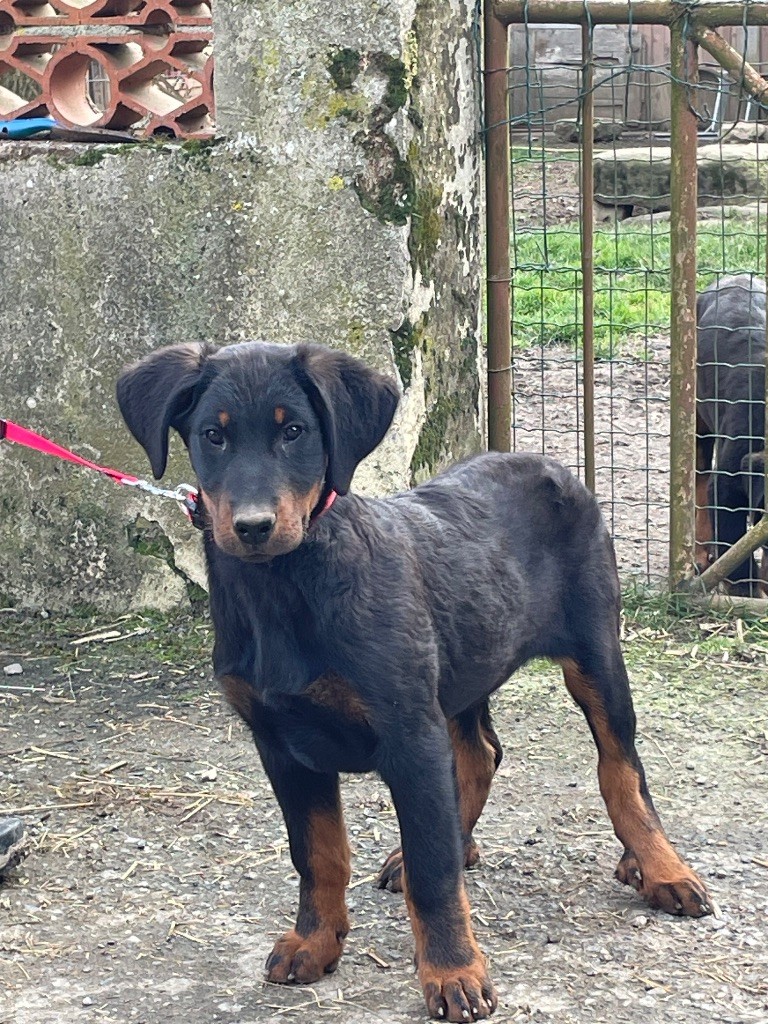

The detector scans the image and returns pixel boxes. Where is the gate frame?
[484,0,768,593]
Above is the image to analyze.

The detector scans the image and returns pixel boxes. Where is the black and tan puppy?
[696,274,766,595]
[118,342,712,1022]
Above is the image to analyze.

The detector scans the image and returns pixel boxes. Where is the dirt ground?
[2,607,767,1024]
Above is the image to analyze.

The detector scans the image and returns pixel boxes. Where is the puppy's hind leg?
[559,651,712,918]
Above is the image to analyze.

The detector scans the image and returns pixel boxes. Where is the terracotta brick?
[0,0,213,136]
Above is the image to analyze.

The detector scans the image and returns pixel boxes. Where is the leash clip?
[175,484,205,530]
[121,478,203,529]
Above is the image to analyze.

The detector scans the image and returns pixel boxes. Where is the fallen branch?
[689,514,768,594]
[690,24,768,107]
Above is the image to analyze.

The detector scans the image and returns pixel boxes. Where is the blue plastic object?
[0,117,58,139]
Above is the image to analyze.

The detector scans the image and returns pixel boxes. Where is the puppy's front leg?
[379,719,497,1022]
[256,745,350,983]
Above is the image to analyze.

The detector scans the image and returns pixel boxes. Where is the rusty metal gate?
[484,0,768,600]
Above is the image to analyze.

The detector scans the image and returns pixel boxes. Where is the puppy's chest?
[260,672,378,773]
[216,590,377,772]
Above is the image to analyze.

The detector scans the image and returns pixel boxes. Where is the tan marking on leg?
[560,658,712,917]
[307,807,351,935]
[266,806,350,985]
[404,879,497,1021]
[447,719,498,844]
[695,469,713,572]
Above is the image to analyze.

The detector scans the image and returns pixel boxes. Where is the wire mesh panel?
[501,14,768,592]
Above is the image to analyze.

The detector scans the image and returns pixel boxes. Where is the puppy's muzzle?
[233,508,277,547]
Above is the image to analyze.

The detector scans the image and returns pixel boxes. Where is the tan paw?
[615,850,713,917]
[265,928,344,984]
[376,848,405,893]
[421,962,498,1022]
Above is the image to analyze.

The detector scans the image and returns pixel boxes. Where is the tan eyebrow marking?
[218,411,230,427]
[274,407,286,425]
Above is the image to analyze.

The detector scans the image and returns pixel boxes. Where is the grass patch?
[621,582,768,651]
[512,218,765,356]
[0,608,210,668]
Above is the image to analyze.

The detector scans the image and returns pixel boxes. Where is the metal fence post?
[485,1,512,452]
[668,21,698,588]
[580,21,596,493]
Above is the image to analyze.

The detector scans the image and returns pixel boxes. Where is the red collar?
[310,489,337,525]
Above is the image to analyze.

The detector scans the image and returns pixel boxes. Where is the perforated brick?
[0,0,213,137]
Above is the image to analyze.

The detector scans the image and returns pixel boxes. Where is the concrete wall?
[0,0,483,613]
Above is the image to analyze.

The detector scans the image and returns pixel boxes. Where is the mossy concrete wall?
[0,0,483,613]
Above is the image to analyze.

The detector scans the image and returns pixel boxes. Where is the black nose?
[233,511,277,546]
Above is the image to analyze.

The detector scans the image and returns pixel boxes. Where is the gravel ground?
[1,610,767,1024]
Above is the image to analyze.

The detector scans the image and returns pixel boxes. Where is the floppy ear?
[293,345,400,495]
[116,343,213,479]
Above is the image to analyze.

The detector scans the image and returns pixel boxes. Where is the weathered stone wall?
[0,0,483,613]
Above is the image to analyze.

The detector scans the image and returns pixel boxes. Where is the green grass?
[512,219,765,356]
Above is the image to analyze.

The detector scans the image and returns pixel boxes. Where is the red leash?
[0,417,202,526]
[1,418,337,529]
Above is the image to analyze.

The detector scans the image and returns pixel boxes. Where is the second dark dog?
[117,341,712,1023]
[696,274,767,595]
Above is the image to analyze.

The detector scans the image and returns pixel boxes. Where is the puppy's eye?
[283,424,303,442]
[204,427,225,447]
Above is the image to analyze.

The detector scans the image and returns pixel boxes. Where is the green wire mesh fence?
[486,2,768,595]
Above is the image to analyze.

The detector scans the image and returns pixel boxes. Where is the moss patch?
[370,53,408,119]
[326,92,368,122]
[346,319,365,351]
[410,392,463,477]
[251,40,281,84]
[389,316,428,389]
[409,182,443,275]
[71,148,107,168]
[327,47,361,91]
[354,135,414,226]
[179,138,216,170]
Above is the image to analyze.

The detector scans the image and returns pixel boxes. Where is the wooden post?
[494,0,768,27]
[581,22,595,493]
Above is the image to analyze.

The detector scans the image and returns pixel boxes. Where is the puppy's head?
[116,342,399,561]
